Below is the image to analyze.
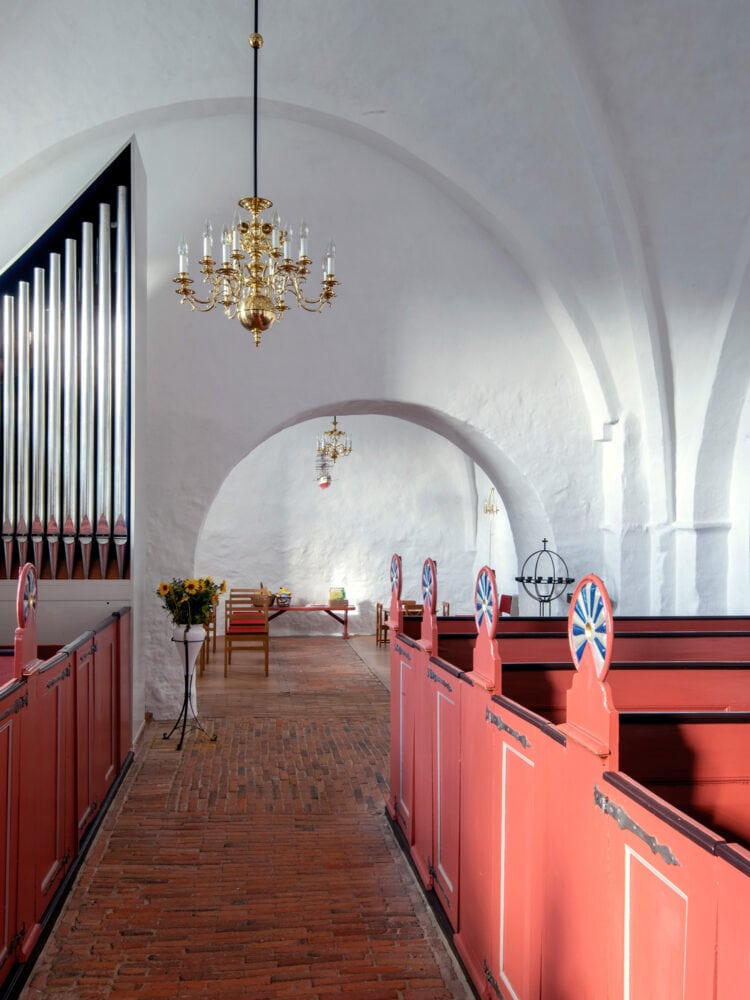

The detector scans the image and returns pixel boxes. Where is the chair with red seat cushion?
[223,594,270,677]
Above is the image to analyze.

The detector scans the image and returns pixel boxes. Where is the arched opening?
[196,414,519,633]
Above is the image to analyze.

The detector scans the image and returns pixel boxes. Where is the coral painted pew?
[388,557,750,1000]
[0,565,133,994]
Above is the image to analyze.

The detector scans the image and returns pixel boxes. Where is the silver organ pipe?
[95,203,113,579]
[16,281,31,569]
[113,186,129,578]
[62,239,79,579]
[2,297,16,577]
[78,221,96,578]
[0,167,131,582]
[31,268,46,572]
[46,253,62,578]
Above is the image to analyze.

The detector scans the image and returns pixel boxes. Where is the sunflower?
[156,575,224,625]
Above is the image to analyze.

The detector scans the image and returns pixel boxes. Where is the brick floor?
[21,637,474,1000]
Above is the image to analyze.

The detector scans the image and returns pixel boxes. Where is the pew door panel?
[602,776,721,1000]
[75,633,97,840]
[429,662,462,927]
[394,646,417,844]
[116,608,133,768]
[91,619,118,804]
[486,698,546,1000]
[410,652,434,889]
[76,618,120,847]
[541,738,612,999]
[22,653,76,924]
[715,845,750,1000]
[454,681,499,995]
[0,681,26,988]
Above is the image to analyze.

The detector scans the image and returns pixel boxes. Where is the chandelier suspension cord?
[252,0,259,199]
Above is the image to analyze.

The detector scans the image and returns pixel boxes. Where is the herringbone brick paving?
[21,637,474,999]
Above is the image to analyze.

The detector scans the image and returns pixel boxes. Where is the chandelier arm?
[183,294,223,311]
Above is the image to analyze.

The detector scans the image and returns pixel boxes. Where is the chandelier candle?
[173,0,339,346]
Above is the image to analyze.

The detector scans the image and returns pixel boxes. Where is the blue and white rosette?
[17,562,38,627]
[390,554,401,597]
[568,574,612,679]
[422,559,435,611]
[474,566,497,637]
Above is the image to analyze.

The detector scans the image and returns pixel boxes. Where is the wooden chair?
[224,594,270,676]
[400,600,423,615]
[441,601,451,616]
[375,602,390,646]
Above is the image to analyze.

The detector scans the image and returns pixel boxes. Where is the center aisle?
[21,637,474,999]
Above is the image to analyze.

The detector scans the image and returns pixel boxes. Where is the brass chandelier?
[173,0,339,346]
[317,416,352,464]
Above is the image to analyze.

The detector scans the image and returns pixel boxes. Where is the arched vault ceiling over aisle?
[2,2,748,459]
[2,0,750,681]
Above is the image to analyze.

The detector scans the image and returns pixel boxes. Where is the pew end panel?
[387,553,403,638]
[419,557,438,654]
[471,566,501,691]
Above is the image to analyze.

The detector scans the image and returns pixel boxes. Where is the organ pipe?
[16,282,31,570]
[78,221,96,578]
[31,268,46,573]
[0,174,131,581]
[47,253,62,578]
[2,297,16,578]
[113,186,129,579]
[62,239,78,579]
[95,203,113,580]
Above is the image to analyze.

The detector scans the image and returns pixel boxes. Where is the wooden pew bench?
[496,614,750,634]
[494,630,750,663]
[399,614,475,641]
[435,632,476,671]
[618,711,750,846]
[500,660,750,723]
[401,626,750,723]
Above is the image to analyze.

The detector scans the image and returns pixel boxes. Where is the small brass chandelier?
[173,0,339,346]
[317,416,352,464]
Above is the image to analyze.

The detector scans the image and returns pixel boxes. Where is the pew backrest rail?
[495,631,750,663]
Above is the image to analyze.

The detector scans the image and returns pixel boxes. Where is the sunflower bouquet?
[156,577,226,626]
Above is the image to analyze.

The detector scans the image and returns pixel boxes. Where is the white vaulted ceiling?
[2,0,749,713]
